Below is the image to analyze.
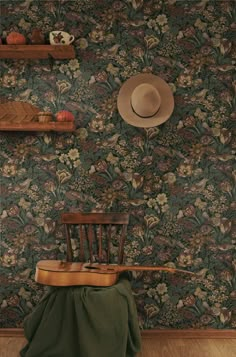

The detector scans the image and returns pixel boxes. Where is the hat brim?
[117,73,174,128]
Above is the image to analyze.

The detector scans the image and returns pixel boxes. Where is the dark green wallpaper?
[0,0,235,329]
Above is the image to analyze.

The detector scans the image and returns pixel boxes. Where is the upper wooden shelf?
[0,45,76,59]
[0,122,75,132]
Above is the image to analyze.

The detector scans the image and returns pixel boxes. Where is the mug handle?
[68,35,75,44]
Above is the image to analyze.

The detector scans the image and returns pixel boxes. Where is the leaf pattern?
[0,0,235,329]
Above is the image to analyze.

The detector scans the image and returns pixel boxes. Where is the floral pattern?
[0,0,235,329]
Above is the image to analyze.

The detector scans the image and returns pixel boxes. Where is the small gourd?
[6,32,26,45]
[56,110,74,122]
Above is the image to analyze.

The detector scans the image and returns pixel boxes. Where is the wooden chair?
[35,212,130,286]
[31,212,142,356]
[61,212,130,264]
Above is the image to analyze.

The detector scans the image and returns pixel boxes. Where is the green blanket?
[20,276,141,357]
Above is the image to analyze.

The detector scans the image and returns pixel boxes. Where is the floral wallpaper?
[0,0,235,330]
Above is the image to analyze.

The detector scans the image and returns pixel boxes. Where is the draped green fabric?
[20,277,141,357]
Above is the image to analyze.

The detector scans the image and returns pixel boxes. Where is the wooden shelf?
[0,122,75,132]
[0,45,75,59]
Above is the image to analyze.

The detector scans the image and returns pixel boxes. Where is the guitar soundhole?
[85,265,114,271]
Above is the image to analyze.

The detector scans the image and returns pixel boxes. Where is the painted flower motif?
[68,59,80,71]
[56,80,72,94]
[44,180,56,193]
[177,164,193,177]
[89,27,105,43]
[156,14,168,26]
[132,225,145,238]
[2,74,17,87]
[56,169,72,184]
[43,91,56,103]
[18,198,31,210]
[219,129,231,144]
[142,246,153,255]
[220,308,232,324]
[44,218,56,234]
[177,252,193,267]
[68,149,80,161]
[131,0,144,10]
[183,295,196,306]
[147,19,159,31]
[94,160,107,172]
[131,46,145,59]
[177,73,193,87]
[163,172,176,184]
[183,116,196,127]
[144,304,160,318]
[144,35,159,49]
[89,116,105,132]
[2,163,17,177]
[132,173,144,189]
[7,295,20,307]
[76,128,88,141]
[77,38,88,49]
[219,218,232,234]
[12,233,36,249]
[156,283,168,295]
[200,315,213,325]
[183,205,195,217]
[156,193,167,206]
[147,198,158,210]
[144,215,160,228]
[100,188,120,207]
[190,144,205,159]
[7,205,20,216]
[1,253,17,267]
[101,96,117,113]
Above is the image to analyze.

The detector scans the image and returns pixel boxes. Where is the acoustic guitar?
[35,260,196,287]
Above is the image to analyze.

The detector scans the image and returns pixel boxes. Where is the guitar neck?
[113,265,194,275]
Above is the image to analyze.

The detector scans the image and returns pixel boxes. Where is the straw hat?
[117,73,174,128]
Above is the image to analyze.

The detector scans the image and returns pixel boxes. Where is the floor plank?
[0,337,236,357]
[0,338,26,357]
[137,338,236,357]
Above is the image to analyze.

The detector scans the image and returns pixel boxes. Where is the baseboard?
[141,329,236,339]
[1,328,236,339]
[0,329,24,337]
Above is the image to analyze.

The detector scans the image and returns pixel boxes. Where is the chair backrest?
[61,212,130,264]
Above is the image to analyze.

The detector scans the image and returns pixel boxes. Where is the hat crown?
[131,83,161,118]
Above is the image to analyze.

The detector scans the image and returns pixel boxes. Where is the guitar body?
[35,260,195,287]
[35,261,119,287]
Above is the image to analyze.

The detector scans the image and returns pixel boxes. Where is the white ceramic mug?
[49,31,75,45]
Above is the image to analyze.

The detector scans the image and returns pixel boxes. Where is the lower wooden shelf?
[0,122,75,132]
[0,45,75,59]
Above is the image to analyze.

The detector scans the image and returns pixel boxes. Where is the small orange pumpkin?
[56,110,74,122]
[6,32,26,45]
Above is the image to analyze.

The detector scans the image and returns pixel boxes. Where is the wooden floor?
[139,338,236,357]
[0,337,235,357]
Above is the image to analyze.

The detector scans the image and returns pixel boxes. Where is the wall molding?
[141,329,236,339]
[1,328,236,339]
